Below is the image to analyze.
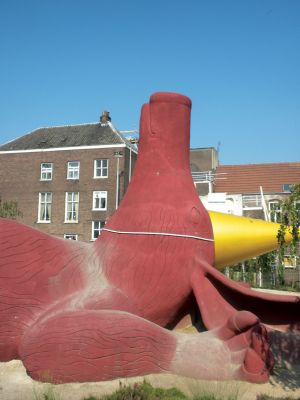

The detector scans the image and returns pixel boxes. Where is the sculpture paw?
[217,311,274,383]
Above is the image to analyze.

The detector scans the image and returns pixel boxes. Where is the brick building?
[0,114,137,242]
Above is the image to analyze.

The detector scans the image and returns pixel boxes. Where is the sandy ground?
[0,357,299,400]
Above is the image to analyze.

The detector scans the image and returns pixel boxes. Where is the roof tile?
[215,163,300,194]
[0,123,125,151]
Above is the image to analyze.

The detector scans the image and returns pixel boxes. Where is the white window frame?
[40,163,53,181]
[92,191,107,211]
[64,234,78,240]
[67,161,80,180]
[92,220,105,240]
[65,192,79,223]
[269,201,282,223]
[94,159,108,178]
[38,192,52,223]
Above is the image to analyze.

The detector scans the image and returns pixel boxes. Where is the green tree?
[0,197,22,219]
[277,183,300,261]
[226,184,300,289]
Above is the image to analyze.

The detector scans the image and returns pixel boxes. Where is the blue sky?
[0,0,299,165]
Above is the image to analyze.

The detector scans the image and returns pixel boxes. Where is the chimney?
[100,111,111,124]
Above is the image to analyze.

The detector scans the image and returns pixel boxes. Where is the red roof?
[215,162,300,194]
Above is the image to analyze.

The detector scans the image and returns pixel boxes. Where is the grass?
[34,378,297,400]
[82,380,238,400]
[33,385,60,400]
[256,396,300,400]
[84,381,186,400]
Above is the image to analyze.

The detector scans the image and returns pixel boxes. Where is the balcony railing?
[242,195,263,209]
[191,171,227,184]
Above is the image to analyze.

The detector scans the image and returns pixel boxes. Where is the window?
[269,201,281,223]
[92,220,105,240]
[283,255,298,269]
[283,184,292,193]
[41,163,53,180]
[38,192,52,222]
[64,234,78,240]
[93,191,107,210]
[94,159,108,178]
[67,161,80,180]
[65,192,79,222]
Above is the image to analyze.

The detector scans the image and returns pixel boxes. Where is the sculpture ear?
[139,103,151,138]
[149,92,192,137]
[138,103,152,153]
[149,99,165,136]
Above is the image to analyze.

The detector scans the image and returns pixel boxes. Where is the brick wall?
[0,146,137,242]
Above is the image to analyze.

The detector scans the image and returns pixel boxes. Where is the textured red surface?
[0,92,299,384]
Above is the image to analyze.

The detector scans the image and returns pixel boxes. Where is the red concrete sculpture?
[0,92,299,384]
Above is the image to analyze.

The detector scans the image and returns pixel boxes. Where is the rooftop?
[0,122,129,152]
[215,162,300,194]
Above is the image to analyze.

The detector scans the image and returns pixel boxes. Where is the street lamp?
[114,151,123,209]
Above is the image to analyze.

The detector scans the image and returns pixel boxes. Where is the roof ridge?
[107,121,138,152]
[107,121,126,144]
[217,161,300,167]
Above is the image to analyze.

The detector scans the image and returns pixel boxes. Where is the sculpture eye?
[189,207,201,225]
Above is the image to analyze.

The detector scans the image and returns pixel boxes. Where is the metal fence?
[227,265,300,291]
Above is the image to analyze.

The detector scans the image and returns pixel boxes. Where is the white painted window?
[269,201,281,223]
[93,191,107,210]
[94,159,108,178]
[92,220,105,240]
[41,163,53,180]
[38,192,52,222]
[64,234,78,240]
[65,192,79,222]
[67,161,80,180]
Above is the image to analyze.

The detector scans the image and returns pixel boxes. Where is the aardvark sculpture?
[0,92,299,384]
